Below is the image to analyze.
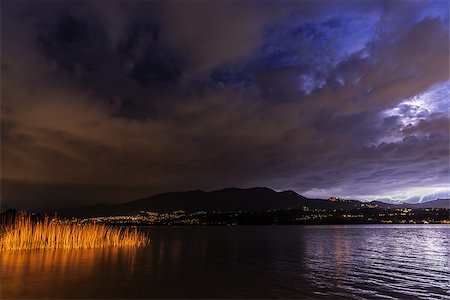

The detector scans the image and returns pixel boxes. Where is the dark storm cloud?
[1,0,449,210]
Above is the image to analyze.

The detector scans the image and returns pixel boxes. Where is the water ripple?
[1,225,449,299]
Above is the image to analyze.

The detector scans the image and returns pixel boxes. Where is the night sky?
[1,0,449,211]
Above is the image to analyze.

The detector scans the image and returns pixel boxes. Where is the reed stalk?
[0,214,148,251]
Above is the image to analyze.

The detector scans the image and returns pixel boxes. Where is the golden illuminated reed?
[0,214,149,251]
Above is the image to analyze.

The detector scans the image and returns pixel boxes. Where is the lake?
[1,225,449,299]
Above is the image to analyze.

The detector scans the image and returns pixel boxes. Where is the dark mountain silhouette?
[59,187,450,217]
[66,187,307,217]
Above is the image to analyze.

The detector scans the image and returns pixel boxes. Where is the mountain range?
[62,187,450,217]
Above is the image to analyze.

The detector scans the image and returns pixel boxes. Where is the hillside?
[62,188,450,217]
[66,187,307,217]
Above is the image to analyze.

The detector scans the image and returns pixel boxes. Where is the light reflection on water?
[1,247,141,298]
[301,225,450,299]
[1,225,449,299]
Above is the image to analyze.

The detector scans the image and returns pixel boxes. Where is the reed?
[0,214,149,251]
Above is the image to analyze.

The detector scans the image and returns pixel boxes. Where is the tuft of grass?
[0,214,149,251]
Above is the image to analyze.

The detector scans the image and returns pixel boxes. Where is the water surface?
[1,225,449,299]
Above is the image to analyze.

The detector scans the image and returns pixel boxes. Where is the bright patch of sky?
[257,12,380,69]
[357,186,450,203]
[378,81,450,143]
[299,74,326,95]
[303,186,450,204]
[417,0,450,22]
[318,15,380,62]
